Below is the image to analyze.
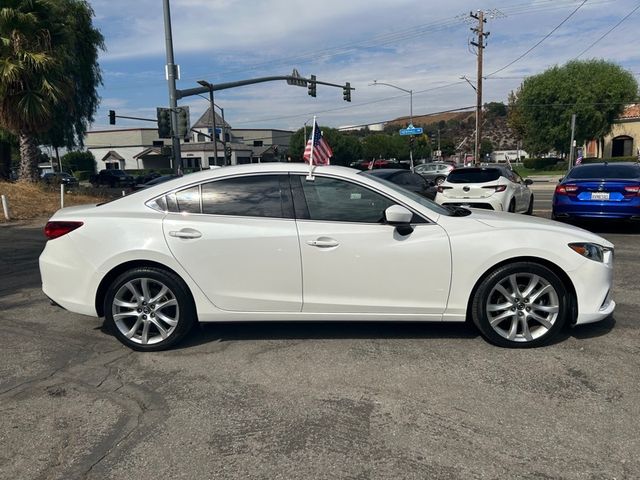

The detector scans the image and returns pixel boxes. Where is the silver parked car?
[414,162,455,185]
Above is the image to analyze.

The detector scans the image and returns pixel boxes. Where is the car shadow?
[176,321,481,349]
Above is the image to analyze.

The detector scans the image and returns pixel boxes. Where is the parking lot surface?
[1,184,639,479]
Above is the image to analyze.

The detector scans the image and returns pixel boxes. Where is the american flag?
[575,147,583,165]
[303,122,332,165]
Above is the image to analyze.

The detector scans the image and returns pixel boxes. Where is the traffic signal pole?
[470,10,488,166]
[162,0,182,174]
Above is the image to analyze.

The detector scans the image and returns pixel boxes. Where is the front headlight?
[568,243,610,263]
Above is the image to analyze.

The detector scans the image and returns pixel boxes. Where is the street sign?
[434,150,442,157]
[399,123,423,136]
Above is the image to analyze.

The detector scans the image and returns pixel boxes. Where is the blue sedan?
[552,162,640,221]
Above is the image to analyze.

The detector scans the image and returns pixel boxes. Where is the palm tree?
[0,0,71,181]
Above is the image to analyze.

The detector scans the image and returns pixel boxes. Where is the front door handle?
[306,238,339,248]
[169,228,202,239]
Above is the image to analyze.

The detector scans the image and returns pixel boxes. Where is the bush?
[61,151,96,174]
[73,170,93,181]
[523,157,561,170]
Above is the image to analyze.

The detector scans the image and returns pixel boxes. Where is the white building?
[491,149,530,163]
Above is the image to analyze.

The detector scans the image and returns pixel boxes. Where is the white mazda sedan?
[40,164,615,351]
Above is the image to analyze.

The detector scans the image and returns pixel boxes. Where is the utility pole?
[162,0,182,174]
[197,81,218,166]
[470,10,489,166]
[568,113,576,174]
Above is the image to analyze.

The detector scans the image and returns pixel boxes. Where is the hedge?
[523,158,561,170]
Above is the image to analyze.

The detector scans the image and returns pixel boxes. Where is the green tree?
[511,60,638,155]
[484,101,507,120]
[288,126,363,166]
[480,139,494,159]
[0,0,103,182]
[61,150,96,173]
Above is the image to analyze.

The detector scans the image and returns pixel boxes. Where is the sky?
[89,0,640,133]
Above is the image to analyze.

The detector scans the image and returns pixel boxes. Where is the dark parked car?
[552,162,640,221]
[135,171,163,185]
[90,169,136,188]
[361,168,437,200]
[42,172,79,187]
[133,174,181,191]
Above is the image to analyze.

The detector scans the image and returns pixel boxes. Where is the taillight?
[482,185,507,192]
[555,184,578,196]
[44,221,84,240]
[624,185,640,195]
[437,186,452,193]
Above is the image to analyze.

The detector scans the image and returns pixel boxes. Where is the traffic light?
[176,106,190,139]
[343,82,351,102]
[308,75,316,97]
[157,107,171,138]
[409,136,415,147]
[225,145,232,159]
[109,110,116,125]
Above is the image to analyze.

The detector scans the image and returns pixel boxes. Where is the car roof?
[361,168,409,177]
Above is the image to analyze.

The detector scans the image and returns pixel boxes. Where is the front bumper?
[569,252,615,325]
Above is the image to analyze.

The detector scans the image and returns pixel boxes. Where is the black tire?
[526,195,534,215]
[471,262,569,348]
[435,176,445,186]
[104,267,196,351]
[508,198,516,213]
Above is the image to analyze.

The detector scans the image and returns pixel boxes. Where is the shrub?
[73,170,93,181]
[523,157,561,170]
[61,151,96,174]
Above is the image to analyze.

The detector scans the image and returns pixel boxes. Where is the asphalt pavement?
[1,185,639,480]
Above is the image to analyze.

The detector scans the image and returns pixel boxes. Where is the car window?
[567,164,640,180]
[293,176,396,223]
[397,172,426,188]
[175,186,200,214]
[446,168,501,184]
[200,174,292,218]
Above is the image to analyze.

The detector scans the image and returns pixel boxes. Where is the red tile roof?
[620,104,640,119]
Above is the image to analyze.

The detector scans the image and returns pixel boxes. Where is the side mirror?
[524,178,533,186]
[384,205,414,235]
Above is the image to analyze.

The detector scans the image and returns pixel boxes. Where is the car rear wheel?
[104,267,196,351]
[471,262,568,348]
[435,176,445,185]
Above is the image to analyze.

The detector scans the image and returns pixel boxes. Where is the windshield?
[567,164,640,180]
[110,170,126,176]
[447,168,501,183]
[361,173,451,216]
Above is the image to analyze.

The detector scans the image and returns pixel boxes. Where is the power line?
[485,0,588,78]
[574,2,640,59]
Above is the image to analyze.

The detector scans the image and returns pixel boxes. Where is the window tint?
[200,175,291,218]
[446,168,501,183]
[396,172,425,188]
[176,186,200,213]
[568,164,640,180]
[295,176,396,223]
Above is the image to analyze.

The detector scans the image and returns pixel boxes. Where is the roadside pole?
[568,113,576,174]
[162,0,182,174]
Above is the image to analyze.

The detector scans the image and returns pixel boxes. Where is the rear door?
[162,174,303,312]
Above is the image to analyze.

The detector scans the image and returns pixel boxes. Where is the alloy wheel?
[112,277,179,345]
[485,273,560,343]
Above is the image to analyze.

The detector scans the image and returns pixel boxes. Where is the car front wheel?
[471,262,568,348]
[104,267,196,351]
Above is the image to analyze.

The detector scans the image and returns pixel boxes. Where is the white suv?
[435,166,534,213]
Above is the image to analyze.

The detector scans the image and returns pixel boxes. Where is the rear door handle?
[306,238,339,248]
[169,229,202,239]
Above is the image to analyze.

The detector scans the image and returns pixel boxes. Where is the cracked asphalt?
[1,187,639,479]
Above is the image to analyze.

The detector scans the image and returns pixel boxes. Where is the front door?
[291,175,451,316]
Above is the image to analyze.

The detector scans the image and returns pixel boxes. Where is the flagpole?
[306,115,317,180]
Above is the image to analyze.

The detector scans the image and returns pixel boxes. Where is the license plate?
[590,192,609,200]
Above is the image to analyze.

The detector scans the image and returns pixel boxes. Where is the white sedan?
[436,166,534,213]
[40,164,615,351]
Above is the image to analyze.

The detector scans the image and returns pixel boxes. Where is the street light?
[197,80,219,165]
[369,80,415,171]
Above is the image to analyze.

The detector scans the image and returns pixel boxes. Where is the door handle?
[306,238,339,248]
[169,229,202,239]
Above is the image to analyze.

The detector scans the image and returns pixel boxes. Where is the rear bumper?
[439,197,503,211]
[553,197,640,219]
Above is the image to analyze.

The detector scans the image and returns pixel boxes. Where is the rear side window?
[200,174,292,218]
[446,168,501,184]
[568,164,640,180]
